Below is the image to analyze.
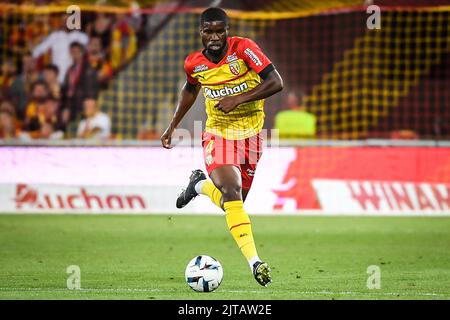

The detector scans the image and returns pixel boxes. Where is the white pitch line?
[0,288,173,293]
[294,290,446,297]
[0,288,448,297]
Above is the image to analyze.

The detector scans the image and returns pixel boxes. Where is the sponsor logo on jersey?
[193,64,208,73]
[244,48,262,66]
[229,61,240,75]
[226,52,238,62]
[204,82,248,99]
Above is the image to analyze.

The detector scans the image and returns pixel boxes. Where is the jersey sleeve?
[184,55,199,85]
[239,38,272,74]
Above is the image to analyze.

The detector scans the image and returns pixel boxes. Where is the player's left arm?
[215,38,283,113]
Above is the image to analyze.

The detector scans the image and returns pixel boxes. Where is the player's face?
[200,21,228,55]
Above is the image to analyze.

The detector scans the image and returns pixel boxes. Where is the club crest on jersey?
[193,64,208,73]
[204,82,248,99]
[229,61,240,76]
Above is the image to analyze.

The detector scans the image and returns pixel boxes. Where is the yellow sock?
[199,180,223,209]
[223,200,259,265]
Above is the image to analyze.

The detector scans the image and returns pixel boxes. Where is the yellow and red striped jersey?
[184,36,272,140]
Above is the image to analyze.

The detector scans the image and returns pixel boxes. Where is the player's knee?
[220,184,242,201]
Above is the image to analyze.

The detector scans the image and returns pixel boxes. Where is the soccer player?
[161,7,283,287]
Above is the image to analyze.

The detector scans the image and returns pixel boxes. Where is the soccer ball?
[185,255,223,292]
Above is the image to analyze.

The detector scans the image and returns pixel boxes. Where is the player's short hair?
[200,7,229,25]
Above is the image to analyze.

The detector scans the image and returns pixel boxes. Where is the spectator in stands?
[129,2,146,48]
[8,14,51,58]
[76,98,111,140]
[10,52,40,119]
[0,100,16,117]
[32,16,89,83]
[61,41,99,124]
[38,121,64,140]
[22,92,64,140]
[111,13,137,70]
[86,13,113,55]
[38,96,65,139]
[0,60,17,100]
[0,100,19,139]
[128,1,143,31]
[8,21,26,57]
[87,36,113,87]
[22,95,63,140]
[43,96,65,136]
[22,80,49,135]
[42,64,61,99]
[274,91,317,139]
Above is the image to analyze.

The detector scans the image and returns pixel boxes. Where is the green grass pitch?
[0,214,449,300]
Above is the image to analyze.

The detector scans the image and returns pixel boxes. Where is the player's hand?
[161,127,174,149]
[214,96,241,114]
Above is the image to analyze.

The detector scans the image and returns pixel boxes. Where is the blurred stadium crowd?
[0,0,449,142]
[0,8,145,141]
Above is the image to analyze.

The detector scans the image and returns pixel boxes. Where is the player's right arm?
[160,81,200,149]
